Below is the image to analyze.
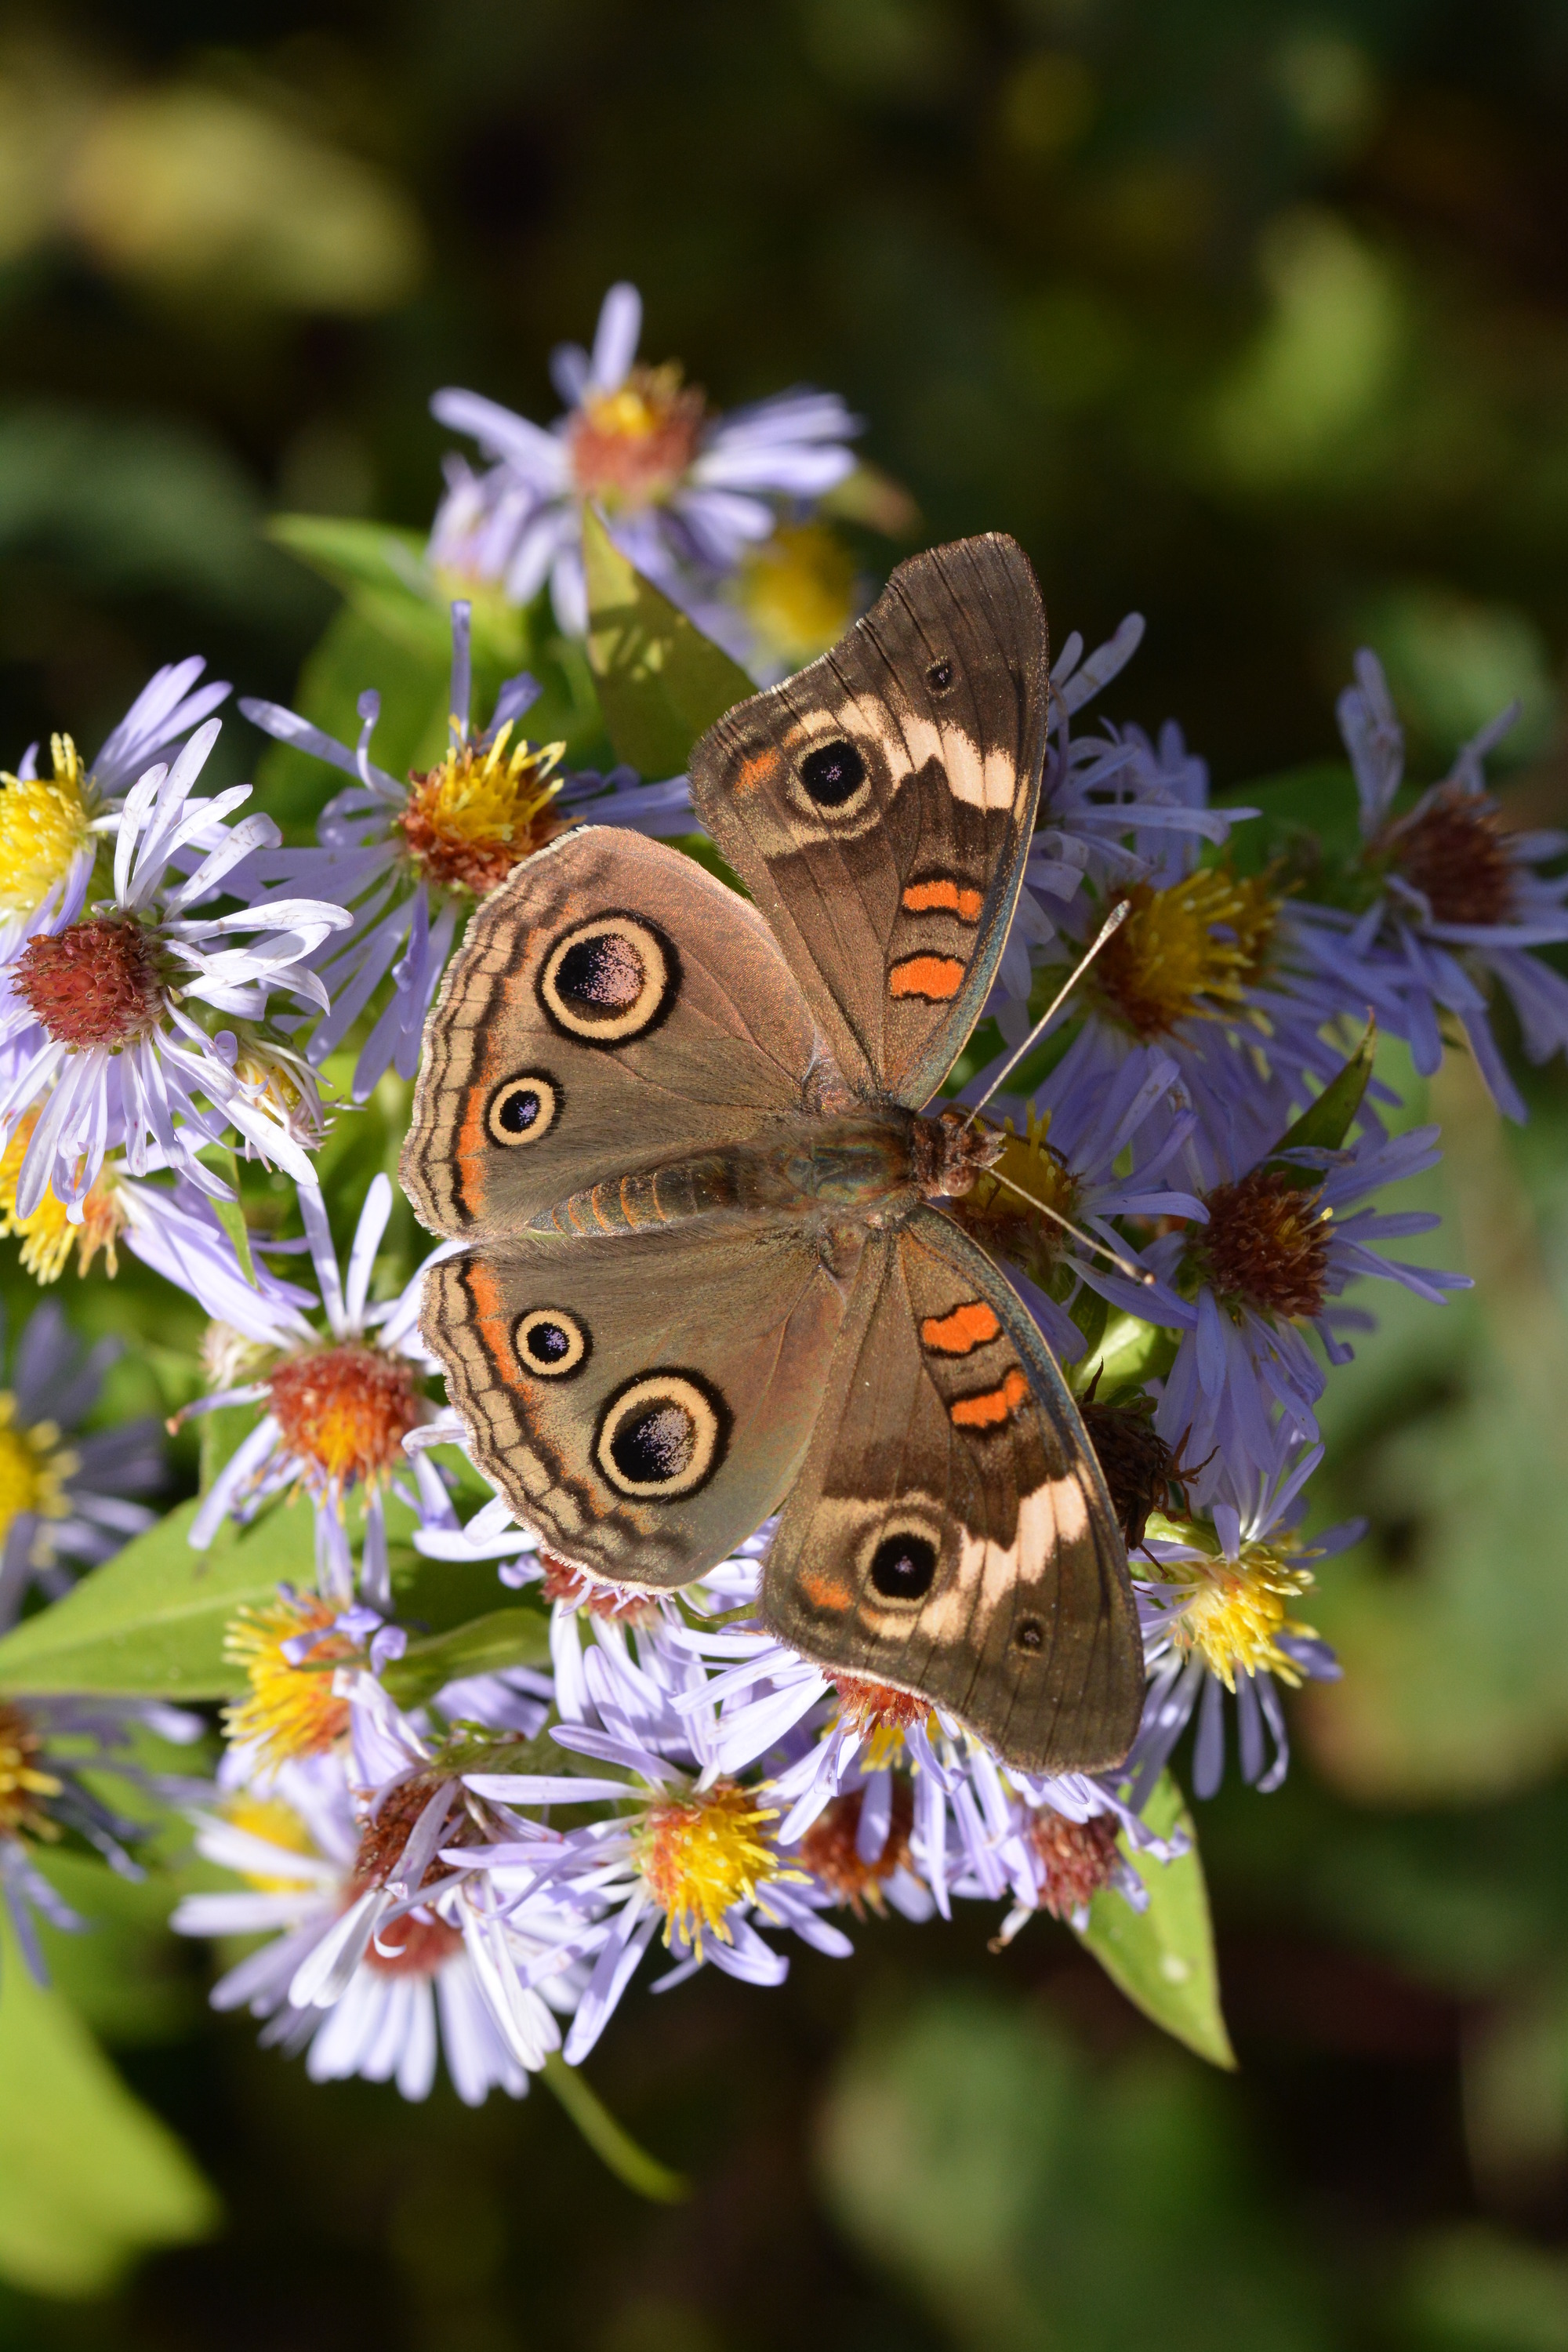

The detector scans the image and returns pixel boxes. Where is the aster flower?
[0,1299,162,1628]
[180,1174,443,1606]
[238,601,695,1099]
[1127,1443,1352,1801]
[1311,651,1568,1120]
[0,721,350,1218]
[0,655,230,959]
[429,279,859,636]
[0,1690,203,1980]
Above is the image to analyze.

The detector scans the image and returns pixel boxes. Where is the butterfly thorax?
[524,1105,1002,1243]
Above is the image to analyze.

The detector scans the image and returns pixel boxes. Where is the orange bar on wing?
[902,878,984,921]
[920,1301,1000,1356]
[950,1367,1029,1429]
[889,954,966,1001]
[735,748,780,796]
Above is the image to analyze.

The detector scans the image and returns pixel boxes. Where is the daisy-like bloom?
[173,1683,573,2106]
[1308,651,1568,1120]
[1127,1443,1352,1800]
[0,1299,162,1628]
[428,280,859,636]
[0,720,350,1218]
[181,1174,443,1606]
[1144,1120,1468,1489]
[0,655,229,959]
[0,1690,203,1980]
[238,601,695,1098]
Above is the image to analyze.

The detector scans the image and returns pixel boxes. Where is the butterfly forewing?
[760,1208,1141,1774]
[688,532,1049,1108]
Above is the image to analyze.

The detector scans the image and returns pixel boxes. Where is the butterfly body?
[404,532,1144,1774]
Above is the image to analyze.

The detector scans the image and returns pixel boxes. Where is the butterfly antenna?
[960,900,1131,1129]
[982,1167,1156,1288]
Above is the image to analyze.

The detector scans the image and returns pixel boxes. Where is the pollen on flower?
[951,1106,1078,1288]
[568,362,706,510]
[1161,1540,1316,1690]
[1379,783,1517,927]
[1027,1808,1120,1919]
[829,1671,931,1747]
[0,1393,72,1550]
[265,1342,421,1491]
[538,1551,660,1626]
[0,1700,62,1838]
[737,523,857,669]
[223,1591,354,1768]
[636,1780,789,1956]
[0,1117,126,1284]
[15,917,165,1051]
[797,1780,915,1918]
[0,736,93,919]
[1192,1165,1330,1321]
[1094,866,1282,1039]
[397,724,567,898]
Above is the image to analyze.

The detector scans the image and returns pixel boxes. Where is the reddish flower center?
[568,365,706,510]
[350,1771,466,1977]
[15,918,163,1049]
[1080,1392,1175,1553]
[829,1672,930,1735]
[1381,786,1517,927]
[538,1550,659,1624]
[265,1343,420,1489]
[1192,1167,1330,1321]
[1028,1809,1120,1919]
[797,1781,915,1918]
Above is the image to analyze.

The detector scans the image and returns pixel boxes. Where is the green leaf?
[266,512,434,607]
[0,1497,316,1699]
[541,2052,689,2202]
[1076,1773,1235,2069]
[194,1145,257,1287]
[1264,1018,1377,1186]
[582,505,753,775]
[1073,1308,1181,1403]
[382,1606,553,1711]
[0,1913,217,2296]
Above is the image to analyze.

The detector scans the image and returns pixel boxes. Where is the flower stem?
[540,2051,689,2202]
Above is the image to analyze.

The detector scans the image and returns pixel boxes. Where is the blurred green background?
[4,1,1568,2345]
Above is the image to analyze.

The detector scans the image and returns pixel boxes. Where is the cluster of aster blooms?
[0,281,1561,2126]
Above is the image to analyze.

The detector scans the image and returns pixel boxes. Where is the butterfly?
[401,532,1142,1775]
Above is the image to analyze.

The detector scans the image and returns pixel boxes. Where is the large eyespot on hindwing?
[860,1511,944,1606]
[487,1070,561,1147]
[538,913,679,1047]
[514,1307,590,1381]
[593,1369,730,1502]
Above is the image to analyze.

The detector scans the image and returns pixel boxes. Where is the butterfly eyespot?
[487,1072,560,1146]
[798,739,867,808]
[1015,1618,1044,1653]
[926,657,953,692]
[594,1370,730,1501]
[514,1308,590,1380]
[539,913,679,1047]
[869,1530,938,1602]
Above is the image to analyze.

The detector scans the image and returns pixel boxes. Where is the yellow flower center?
[736,524,856,669]
[1094,866,1282,1039]
[0,1700,61,1838]
[0,736,93,920]
[568,362,707,510]
[635,1780,792,1957]
[396,724,566,899]
[1158,1536,1316,1690]
[223,1591,354,1770]
[951,1107,1078,1288]
[0,1114,126,1285]
[224,1791,319,1892]
[0,1396,74,1547]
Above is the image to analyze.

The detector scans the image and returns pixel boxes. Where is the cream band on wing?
[486,1070,561,1145]
[513,1306,590,1380]
[539,913,677,1045]
[593,1370,729,1501]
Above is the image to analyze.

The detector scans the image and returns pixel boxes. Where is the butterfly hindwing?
[422,1217,855,1589]
[401,826,824,1242]
[687,532,1049,1108]
[760,1207,1140,1775]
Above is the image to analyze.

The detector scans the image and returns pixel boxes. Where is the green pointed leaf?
[0,1914,218,2295]
[1073,1308,1181,1404]
[1265,1017,1377,1187]
[1076,1773,1235,2068]
[266,512,435,608]
[541,2052,688,2202]
[194,1145,257,1287]
[382,1606,553,1711]
[582,505,753,775]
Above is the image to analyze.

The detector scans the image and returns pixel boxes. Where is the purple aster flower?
[238,600,695,1099]
[429,281,859,637]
